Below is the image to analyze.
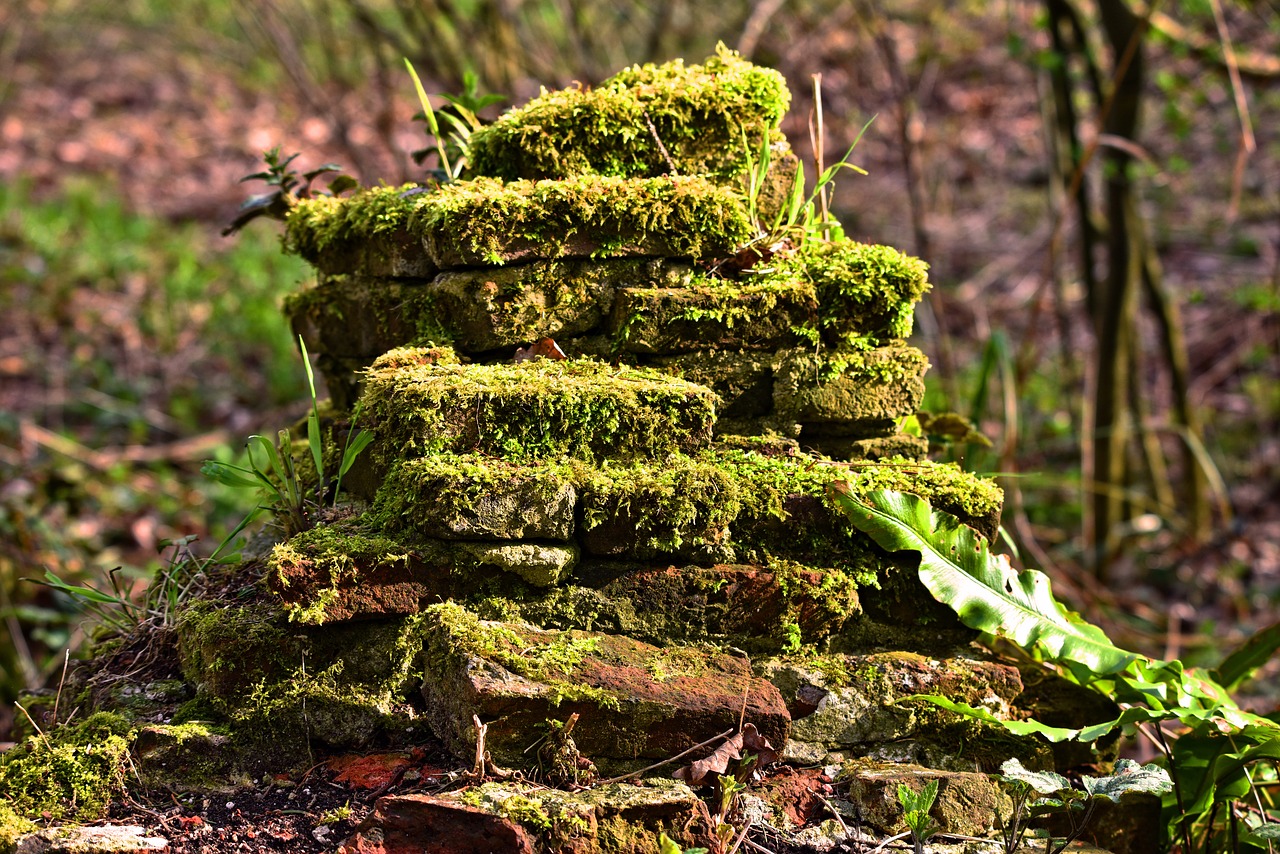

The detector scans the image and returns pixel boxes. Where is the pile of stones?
[12,47,1125,854]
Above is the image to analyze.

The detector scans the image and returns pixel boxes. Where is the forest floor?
[1,2,1279,849]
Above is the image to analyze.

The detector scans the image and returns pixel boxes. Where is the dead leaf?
[673,724,777,786]
[514,337,567,363]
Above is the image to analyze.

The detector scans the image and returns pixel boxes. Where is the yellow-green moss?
[269,522,414,624]
[0,713,133,824]
[467,44,790,181]
[423,602,621,710]
[416,174,753,266]
[578,456,739,555]
[611,278,816,354]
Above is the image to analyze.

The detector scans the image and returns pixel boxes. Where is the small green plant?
[996,758,1173,854]
[405,62,502,182]
[407,66,503,181]
[897,778,941,854]
[223,146,357,236]
[318,801,353,824]
[733,80,873,269]
[32,530,244,637]
[655,832,707,854]
[202,338,372,536]
[828,488,1280,854]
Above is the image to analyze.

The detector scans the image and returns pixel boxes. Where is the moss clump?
[428,259,663,353]
[0,712,133,824]
[467,44,790,181]
[416,175,754,267]
[269,523,415,624]
[610,278,816,355]
[360,358,719,465]
[422,602,617,710]
[748,240,930,345]
[774,343,930,424]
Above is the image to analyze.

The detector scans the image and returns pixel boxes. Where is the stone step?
[608,280,817,354]
[338,779,715,854]
[742,240,931,345]
[367,449,1002,562]
[774,343,929,424]
[419,175,753,268]
[359,358,719,465]
[418,602,790,773]
[757,652,1045,770]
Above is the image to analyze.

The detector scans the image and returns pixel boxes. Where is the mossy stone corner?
[419,602,790,773]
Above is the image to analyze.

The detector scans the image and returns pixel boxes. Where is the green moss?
[424,602,622,710]
[748,240,930,345]
[0,803,36,850]
[371,454,580,542]
[428,259,671,353]
[416,174,753,267]
[360,358,718,465]
[283,184,427,266]
[774,343,929,424]
[468,44,790,181]
[269,522,414,624]
[610,277,816,354]
[578,456,739,556]
[0,713,133,824]
[176,600,298,703]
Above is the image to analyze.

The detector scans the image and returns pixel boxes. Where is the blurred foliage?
[0,178,308,728]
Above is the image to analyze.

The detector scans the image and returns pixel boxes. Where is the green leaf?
[999,758,1069,794]
[1080,759,1173,801]
[201,460,265,490]
[833,489,1138,674]
[35,569,126,606]
[338,430,374,478]
[1212,620,1280,690]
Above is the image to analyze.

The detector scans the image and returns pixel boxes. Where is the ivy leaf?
[998,758,1069,794]
[829,488,1138,675]
[1081,759,1173,801]
[1243,824,1280,844]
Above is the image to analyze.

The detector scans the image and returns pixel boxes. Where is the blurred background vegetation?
[1,0,1277,742]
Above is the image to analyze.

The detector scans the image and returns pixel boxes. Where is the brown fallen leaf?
[673,723,777,786]
[514,337,567,363]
